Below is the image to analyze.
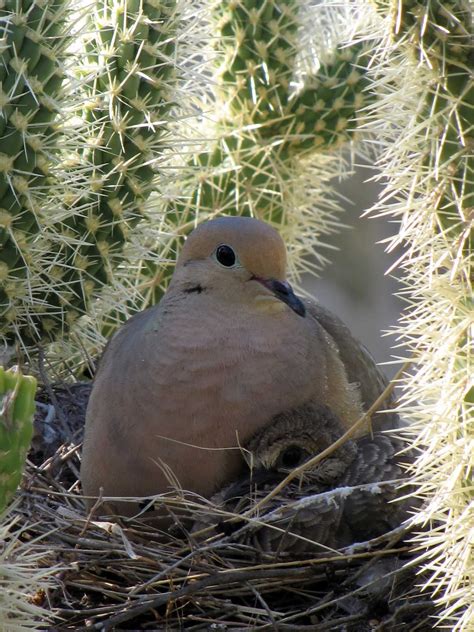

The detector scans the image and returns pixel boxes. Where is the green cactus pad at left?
[0,366,36,512]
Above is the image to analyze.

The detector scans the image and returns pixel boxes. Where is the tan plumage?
[80,216,402,517]
[203,404,411,555]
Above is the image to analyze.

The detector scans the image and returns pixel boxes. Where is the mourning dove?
[81,216,401,516]
[201,403,411,555]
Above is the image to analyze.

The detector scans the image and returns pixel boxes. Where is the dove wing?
[341,433,411,541]
[305,300,400,431]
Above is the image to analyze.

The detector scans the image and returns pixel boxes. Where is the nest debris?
[8,381,436,630]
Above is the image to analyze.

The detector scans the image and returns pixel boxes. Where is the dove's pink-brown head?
[171,216,305,317]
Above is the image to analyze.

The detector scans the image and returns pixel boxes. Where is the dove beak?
[253,277,306,317]
[221,468,283,502]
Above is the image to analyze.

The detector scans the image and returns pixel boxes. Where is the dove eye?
[278,445,309,469]
[215,244,237,267]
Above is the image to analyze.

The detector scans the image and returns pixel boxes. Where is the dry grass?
[8,382,436,630]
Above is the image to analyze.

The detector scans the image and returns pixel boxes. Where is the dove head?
[245,404,328,472]
[171,216,305,317]
[215,404,346,502]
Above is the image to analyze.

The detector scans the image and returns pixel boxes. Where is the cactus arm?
[213,0,300,126]
[48,0,180,333]
[361,1,473,628]
[405,1,472,251]
[285,44,371,154]
[0,0,68,341]
[382,0,473,246]
[0,0,181,349]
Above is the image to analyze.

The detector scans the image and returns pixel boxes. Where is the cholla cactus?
[59,0,179,337]
[352,1,473,628]
[1,1,472,627]
[0,0,180,350]
[0,0,71,344]
[0,366,36,512]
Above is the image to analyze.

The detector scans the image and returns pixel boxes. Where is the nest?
[10,382,436,630]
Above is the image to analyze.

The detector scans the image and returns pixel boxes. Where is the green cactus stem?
[285,44,370,154]
[0,0,69,343]
[66,0,178,280]
[0,366,36,512]
[39,0,180,345]
[0,0,180,349]
[213,0,300,127]
[67,0,180,342]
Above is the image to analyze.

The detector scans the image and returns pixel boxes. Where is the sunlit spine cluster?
[360,1,473,628]
[63,0,179,336]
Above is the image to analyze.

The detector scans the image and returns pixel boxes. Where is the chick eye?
[215,244,236,267]
[279,445,308,469]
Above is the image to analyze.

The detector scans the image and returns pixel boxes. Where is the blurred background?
[302,161,404,379]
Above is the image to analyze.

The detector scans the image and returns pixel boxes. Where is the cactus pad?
[0,366,36,512]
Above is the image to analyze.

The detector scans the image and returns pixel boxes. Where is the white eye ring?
[214,244,238,268]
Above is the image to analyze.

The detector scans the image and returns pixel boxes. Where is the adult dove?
[81,216,401,516]
[199,403,411,555]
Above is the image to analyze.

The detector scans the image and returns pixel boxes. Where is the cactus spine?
[0,366,36,512]
[0,2,471,627]
[358,1,473,628]
[61,0,179,333]
[1,509,54,629]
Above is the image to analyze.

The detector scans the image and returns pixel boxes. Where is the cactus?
[0,1,471,627]
[55,0,179,320]
[0,0,180,350]
[139,0,373,305]
[354,1,473,629]
[0,366,44,629]
[0,0,70,343]
[389,0,472,245]
[0,366,36,512]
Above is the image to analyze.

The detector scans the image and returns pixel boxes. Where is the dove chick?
[81,216,400,517]
[204,403,411,555]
